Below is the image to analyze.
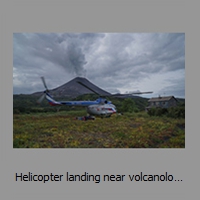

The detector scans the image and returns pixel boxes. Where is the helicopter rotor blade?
[110,91,153,98]
[77,81,100,96]
[77,80,153,98]
[127,91,153,95]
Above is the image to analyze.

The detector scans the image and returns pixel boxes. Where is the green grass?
[13,111,185,148]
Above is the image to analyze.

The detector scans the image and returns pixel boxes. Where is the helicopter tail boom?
[45,92,62,106]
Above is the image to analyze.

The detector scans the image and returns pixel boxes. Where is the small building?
[146,96,178,111]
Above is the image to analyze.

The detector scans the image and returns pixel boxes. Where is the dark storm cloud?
[14,33,102,77]
[13,33,185,98]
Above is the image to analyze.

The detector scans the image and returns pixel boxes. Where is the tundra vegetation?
[13,94,185,148]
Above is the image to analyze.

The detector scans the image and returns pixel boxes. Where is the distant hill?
[31,77,111,99]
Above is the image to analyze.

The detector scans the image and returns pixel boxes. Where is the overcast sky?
[13,33,185,98]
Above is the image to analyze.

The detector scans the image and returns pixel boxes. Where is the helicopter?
[37,77,153,117]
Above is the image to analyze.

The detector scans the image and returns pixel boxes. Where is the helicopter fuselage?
[87,104,116,116]
[38,77,152,117]
[45,93,117,116]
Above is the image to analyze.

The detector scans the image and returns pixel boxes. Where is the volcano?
[32,77,111,98]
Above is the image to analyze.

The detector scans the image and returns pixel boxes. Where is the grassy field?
[13,111,185,148]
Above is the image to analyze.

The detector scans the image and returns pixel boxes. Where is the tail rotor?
[37,93,45,104]
[37,77,49,104]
